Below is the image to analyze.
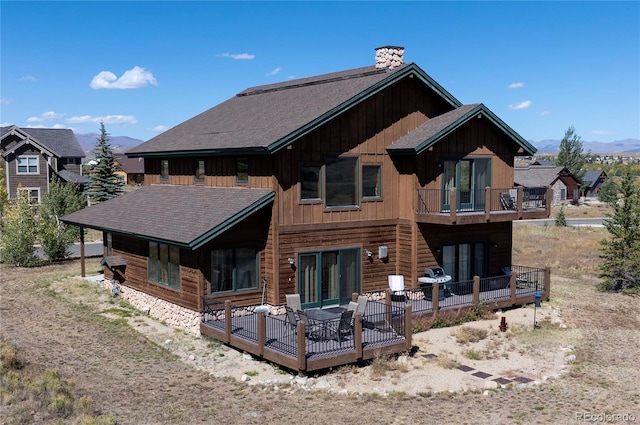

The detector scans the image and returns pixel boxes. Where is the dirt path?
[1,260,639,424]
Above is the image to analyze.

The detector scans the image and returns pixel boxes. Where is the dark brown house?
[1,126,87,203]
[62,47,551,334]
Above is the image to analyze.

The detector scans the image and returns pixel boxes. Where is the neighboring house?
[63,46,550,333]
[1,126,87,203]
[582,169,608,198]
[114,154,144,185]
[514,165,580,204]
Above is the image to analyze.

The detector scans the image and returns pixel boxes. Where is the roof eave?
[127,147,271,158]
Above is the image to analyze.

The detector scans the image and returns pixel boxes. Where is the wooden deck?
[201,266,550,374]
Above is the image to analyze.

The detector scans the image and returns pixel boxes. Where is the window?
[298,248,360,308]
[17,156,39,174]
[160,159,169,181]
[300,165,322,201]
[362,165,382,199]
[64,158,78,165]
[442,158,490,211]
[106,232,113,256]
[148,242,180,289]
[194,159,205,182]
[17,188,40,204]
[236,157,249,183]
[442,242,487,281]
[325,157,358,207]
[210,247,258,293]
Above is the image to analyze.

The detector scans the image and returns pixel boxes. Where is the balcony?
[416,186,551,225]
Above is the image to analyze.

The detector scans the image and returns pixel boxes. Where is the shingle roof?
[514,166,564,187]
[583,170,605,188]
[55,169,90,184]
[114,154,144,173]
[1,126,85,158]
[61,185,275,248]
[387,103,536,155]
[127,63,462,157]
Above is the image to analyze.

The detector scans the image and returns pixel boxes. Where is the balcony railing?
[417,186,551,224]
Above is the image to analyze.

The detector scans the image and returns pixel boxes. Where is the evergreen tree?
[38,177,86,261]
[599,167,640,291]
[555,126,587,183]
[86,122,124,204]
[0,190,38,266]
[555,204,567,227]
[597,177,618,204]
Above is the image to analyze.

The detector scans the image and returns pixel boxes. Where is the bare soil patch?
[2,224,639,424]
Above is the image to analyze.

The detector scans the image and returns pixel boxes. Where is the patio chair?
[500,192,515,210]
[284,294,301,325]
[284,306,298,332]
[388,275,407,302]
[347,301,359,312]
[326,310,354,345]
[297,310,322,340]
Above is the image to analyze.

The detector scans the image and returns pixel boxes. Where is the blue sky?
[1,1,639,144]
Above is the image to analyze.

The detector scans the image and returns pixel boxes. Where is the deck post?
[510,272,517,304]
[296,321,306,373]
[431,283,439,316]
[257,311,266,356]
[545,186,552,217]
[404,304,412,350]
[80,227,86,277]
[449,188,457,223]
[517,186,524,219]
[473,276,480,306]
[484,187,491,221]
[224,300,232,344]
[385,291,392,326]
[544,267,551,300]
[354,312,363,360]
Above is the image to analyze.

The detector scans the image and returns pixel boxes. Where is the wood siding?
[4,145,49,199]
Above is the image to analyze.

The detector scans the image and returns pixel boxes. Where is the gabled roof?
[583,170,607,188]
[61,185,274,249]
[54,169,90,185]
[386,103,536,156]
[1,126,85,158]
[514,165,577,187]
[114,154,144,174]
[127,63,463,158]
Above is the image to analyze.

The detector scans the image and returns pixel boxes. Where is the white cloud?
[26,111,65,122]
[508,82,525,89]
[152,125,168,133]
[508,100,532,110]
[1,122,14,127]
[90,66,158,90]
[220,52,255,60]
[25,123,71,130]
[19,75,37,82]
[66,115,138,124]
[591,130,611,136]
[1,98,12,105]
[539,110,552,116]
[266,67,282,76]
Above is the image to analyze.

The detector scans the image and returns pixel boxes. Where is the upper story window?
[236,157,249,183]
[160,159,169,181]
[194,159,205,182]
[300,165,322,201]
[17,156,39,174]
[64,158,79,165]
[326,156,358,208]
[362,164,382,200]
[148,241,180,290]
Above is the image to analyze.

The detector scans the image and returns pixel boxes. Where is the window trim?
[362,163,382,201]
[299,164,323,203]
[148,242,180,290]
[17,187,40,204]
[210,246,259,294]
[160,159,169,181]
[16,155,39,175]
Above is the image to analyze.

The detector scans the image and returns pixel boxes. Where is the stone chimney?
[375,46,405,70]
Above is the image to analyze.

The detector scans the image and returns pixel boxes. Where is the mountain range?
[75,132,640,158]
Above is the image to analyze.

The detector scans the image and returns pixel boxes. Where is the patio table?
[304,308,344,340]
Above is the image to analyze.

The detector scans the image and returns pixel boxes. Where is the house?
[1,126,87,203]
[582,169,608,198]
[62,47,551,338]
[515,165,580,204]
[113,153,144,185]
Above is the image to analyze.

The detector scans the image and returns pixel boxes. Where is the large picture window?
[300,165,321,201]
[148,242,180,289]
[210,247,258,293]
[325,157,358,207]
[17,156,39,174]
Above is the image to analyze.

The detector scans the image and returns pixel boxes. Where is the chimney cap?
[375,45,405,51]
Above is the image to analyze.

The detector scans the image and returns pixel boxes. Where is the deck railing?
[417,186,549,215]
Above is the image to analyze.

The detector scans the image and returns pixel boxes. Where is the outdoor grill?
[418,267,452,285]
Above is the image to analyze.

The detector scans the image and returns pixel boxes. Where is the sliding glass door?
[298,248,360,309]
[442,242,487,281]
[442,158,490,211]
